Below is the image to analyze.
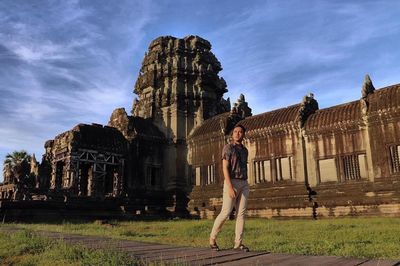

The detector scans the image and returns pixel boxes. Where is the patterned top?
[222,143,248,180]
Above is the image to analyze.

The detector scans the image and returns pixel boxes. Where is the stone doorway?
[79,163,92,196]
[55,161,64,189]
[105,166,117,196]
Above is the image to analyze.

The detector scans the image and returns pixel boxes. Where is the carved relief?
[133,35,228,121]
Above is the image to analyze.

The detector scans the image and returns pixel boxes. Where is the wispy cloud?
[0,0,157,169]
[1,0,400,182]
[206,1,400,113]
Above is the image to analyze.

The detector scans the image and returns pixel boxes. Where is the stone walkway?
[2,228,399,265]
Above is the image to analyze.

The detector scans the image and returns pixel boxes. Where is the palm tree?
[3,150,31,184]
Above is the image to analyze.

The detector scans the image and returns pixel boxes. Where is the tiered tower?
[132,35,229,193]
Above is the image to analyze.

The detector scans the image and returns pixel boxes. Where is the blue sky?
[1,0,400,179]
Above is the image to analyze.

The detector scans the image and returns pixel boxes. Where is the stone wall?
[188,82,400,219]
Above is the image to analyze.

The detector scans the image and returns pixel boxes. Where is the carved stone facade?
[2,35,400,220]
[189,77,400,219]
[47,124,127,199]
[132,35,228,123]
[129,36,230,212]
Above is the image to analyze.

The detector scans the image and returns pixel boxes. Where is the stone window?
[318,158,338,182]
[342,154,361,180]
[389,145,400,174]
[146,166,160,188]
[358,154,368,179]
[196,164,216,186]
[195,167,201,186]
[319,154,368,183]
[254,160,271,183]
[276,157,292,181]
[206,164,216,185]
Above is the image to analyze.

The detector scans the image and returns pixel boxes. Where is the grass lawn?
[0,230,141,265]
[2,217,400,260]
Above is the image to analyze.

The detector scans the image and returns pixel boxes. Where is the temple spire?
[361,74,375,99]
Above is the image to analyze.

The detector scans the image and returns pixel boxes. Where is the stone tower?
[132,35,229,194]
[132,35,228,137]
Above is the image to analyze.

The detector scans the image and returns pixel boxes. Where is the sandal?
[233,244,250,252]
[209,242,220,251]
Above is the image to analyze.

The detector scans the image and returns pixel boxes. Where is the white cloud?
[7,40,75,63]
[0,1,157,177]
[1,0,400,183]
[208,1,400,115]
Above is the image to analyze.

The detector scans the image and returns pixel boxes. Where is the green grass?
[2,217,400,260]
[0,230,142,265]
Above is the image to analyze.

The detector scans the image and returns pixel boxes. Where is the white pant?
[210,179,250,245]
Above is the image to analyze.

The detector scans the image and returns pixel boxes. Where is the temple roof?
[238,104,301,132]
[304,83,400,130]
[367,83,400,113]
[68,123,128,153]
[190,112,230,138]
[304,100,361,130]
[188,82,400,140]
[190,104,302,139]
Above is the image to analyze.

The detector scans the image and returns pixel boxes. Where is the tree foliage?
[2,150,31,184]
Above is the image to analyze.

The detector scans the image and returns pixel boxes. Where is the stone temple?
[1,35,400,220]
